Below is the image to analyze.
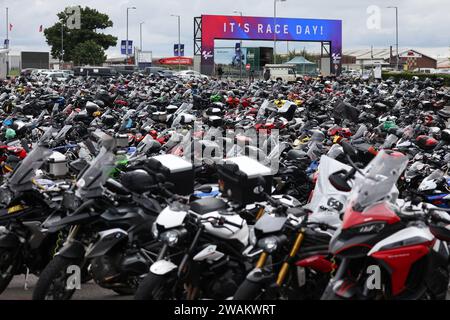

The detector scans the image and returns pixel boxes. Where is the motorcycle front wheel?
[134,272,176,300]
[0,247,19,294]
[233,279,266,300]
[32,256,79,300]
[320,283,345,300]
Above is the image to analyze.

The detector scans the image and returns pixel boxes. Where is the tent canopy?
[285,56,315,65]
[284,56,317,75]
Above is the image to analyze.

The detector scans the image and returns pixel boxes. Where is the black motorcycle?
[32,144,163,299]
[0,143,62,294]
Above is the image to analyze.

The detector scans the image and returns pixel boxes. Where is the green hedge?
[382,72,450,86]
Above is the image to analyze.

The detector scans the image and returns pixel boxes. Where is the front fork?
[276,230,304,286]
[64,225,80,245]
[255,229,305,287]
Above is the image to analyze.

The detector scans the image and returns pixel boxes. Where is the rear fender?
[245,267,275,284]
[56,240,85,259]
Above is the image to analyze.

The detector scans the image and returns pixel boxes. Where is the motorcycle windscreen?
[352,124,368,141]
[304,155,354,227]
[404,161,425,180]
[75,147,116,197]
[53,124,73,141]
[350,150,408,210]
[8,145,53,189]
[418,169,444,192]
[171,103,193,128]
[38,126,57,144]
[381,134,399,149]
[118,109,135,131]
[256,100,270,120]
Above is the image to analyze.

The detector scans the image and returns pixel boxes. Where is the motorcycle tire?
[112,287,136,296]
[134,272,174,300]
[0,248,18,294]
[233,279,265,300]
[320,283,345,300]
[32,256,79,300]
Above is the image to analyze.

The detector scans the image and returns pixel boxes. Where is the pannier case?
[46,151,68,177]
[147,154,194,195]
[218,156,272,205]
[115,133,129,148]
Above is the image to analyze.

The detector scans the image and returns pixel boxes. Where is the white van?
[263,64,298,82]
[413,68,438,74]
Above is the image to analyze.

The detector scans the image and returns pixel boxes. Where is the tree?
[72,40,107,65]
[44,6,117,65]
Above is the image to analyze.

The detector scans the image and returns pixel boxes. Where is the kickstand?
[24,268,30,291]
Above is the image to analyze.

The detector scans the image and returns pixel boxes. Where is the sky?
[0,0,449,59]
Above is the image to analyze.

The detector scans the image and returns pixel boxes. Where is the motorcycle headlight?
[258,236,279,253]
[160,230,181,247]
[352,222,386,234]
[151,223,159,239]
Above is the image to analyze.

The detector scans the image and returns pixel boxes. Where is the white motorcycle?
[134,196,252,300]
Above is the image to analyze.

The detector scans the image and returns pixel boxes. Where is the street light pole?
[273,0,286,64]
[126,6,136,65]
[5,7,9,75]
[233,10,243,80]
[139,22,144,51]
[387,6,399,70]
[171,14,181,71]
[61,21,64,68]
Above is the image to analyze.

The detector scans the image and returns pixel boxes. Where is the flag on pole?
[39,25,43,32]
[9,23,13,31]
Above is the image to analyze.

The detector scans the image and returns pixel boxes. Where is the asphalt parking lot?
[0,275,132,300]
[2,275,450,300]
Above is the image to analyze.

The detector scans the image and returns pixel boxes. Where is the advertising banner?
[121,40,133,55]
[159,57,193,65]
[200,15,342,75]
[174,44,185,57]
[214,47,247,67]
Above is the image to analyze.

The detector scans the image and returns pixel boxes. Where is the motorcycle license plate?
[7,205,25,214]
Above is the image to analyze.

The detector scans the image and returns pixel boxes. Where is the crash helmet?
[210,94,222,103]
[442,129,450,142]
[5,128,16,139]
[85,101,99,115]
[416,135,438,150]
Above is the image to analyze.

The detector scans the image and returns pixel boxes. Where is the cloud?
[3,0,449,58]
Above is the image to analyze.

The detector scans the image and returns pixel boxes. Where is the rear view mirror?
[329,170,352,192]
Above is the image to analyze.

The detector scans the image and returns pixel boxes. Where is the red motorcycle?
[322,149,450,300]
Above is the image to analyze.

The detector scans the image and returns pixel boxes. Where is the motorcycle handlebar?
[200,216,242,229]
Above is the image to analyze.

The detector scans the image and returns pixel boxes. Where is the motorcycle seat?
[190,198,228,215]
